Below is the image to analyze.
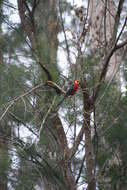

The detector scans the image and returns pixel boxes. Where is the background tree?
[0,0,127,190]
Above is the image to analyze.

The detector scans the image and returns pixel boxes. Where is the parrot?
[57,80,80,107]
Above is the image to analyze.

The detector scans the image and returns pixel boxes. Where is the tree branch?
[104,0,107,49]
[17,0,34,42]
[112,0,124,42]
[116,38,127,49]
[69,126,85,159]
[37,61,53,81]
[76,153,86,184]
[9,111,38,137]
[58,0,71,65]
[115,15,127,46]
[92,15,127,104]
[23,0,35,32]
[0,83,45,121]
[46,80,66,95]
[32,0,39,16]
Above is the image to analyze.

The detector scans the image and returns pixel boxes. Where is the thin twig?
[115,16,127,46]
[104,0,107,50]
[112,0,124,42]
[0,101,15,121]
[76,153,86,184]
[9,111,38,137]
[58,0,71,65]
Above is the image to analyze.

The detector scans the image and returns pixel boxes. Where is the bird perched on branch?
[57,80,80,107]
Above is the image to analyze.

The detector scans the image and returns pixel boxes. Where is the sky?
[68,0,83,6]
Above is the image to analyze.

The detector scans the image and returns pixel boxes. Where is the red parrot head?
[74,80,79,85]
[74,80,79,91]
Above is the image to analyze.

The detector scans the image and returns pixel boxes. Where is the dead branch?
[32,0,39,16]
[9,111,38,137]
[92,15,127,104]
[76,153,86,184]
[17,0,34,42]
[112,0,124,42]
[69,126,85,159]
[115,16,127,45]
[46,80,66,94]
[37,61,53,81]
[58,0,71,65]
[104,0,107,49]
[0,83,45,121]
[92,45,116,103]
[116,38,127,49]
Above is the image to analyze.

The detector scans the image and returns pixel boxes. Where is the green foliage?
[82,54,100,90]
[13,139,66,190]
[0,130,10,189]
[94,81,127,189]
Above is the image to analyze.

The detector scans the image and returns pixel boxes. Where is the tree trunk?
[88,0,121,86]
[17,1,77,189]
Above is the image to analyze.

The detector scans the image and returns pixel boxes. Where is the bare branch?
[0,83,45,121]
[37,61,53,81]
[76,153,86,184]
[23,0,35,31]
[0,79,65,121]
[92,45,115,103]
[46,80,66,94]
[9,111,38,137]
[92,16,127,104]
[116,38,127,49]
[104,0,107,49]
[112,0,124,42]
[23,0,31,17]
[115,16,127,45]
[69,126,85,159]
[32,0,39,16]
[1,101,15,121]
[101,0,115,19]
[17,0,34,42]
[58,0,71,65]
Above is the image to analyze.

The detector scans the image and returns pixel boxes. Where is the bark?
[88,0,121,85]
[17,0,35,45]
[53,114,76,190]
[87,1,127,189]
